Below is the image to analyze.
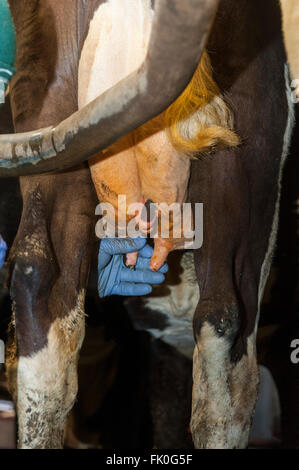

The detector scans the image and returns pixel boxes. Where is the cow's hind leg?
[189,140,284,448]
[190,197,260,449]
[189,126,285,448]
[189,0,291,448]
[6,169,95,449]
[190,92,291,448]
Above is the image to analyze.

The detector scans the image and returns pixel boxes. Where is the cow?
[0,0,294,449]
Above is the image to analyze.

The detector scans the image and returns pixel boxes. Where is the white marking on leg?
[191,326,258,448]
[15,291,86,449]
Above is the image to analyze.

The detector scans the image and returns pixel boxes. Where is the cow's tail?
[165,50,239,158]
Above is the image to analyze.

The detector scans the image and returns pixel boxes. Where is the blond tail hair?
[165,50,239,157]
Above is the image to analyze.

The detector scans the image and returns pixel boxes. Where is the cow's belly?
[78,0,191,269]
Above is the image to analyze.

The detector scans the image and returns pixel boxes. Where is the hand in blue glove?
[98,237,168,298]
[0,235,7,269]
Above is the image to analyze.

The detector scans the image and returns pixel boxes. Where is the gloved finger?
[0,236,7,268]
[0,235,7,249]
[111,282,152,296]
[98,248,112,271]
[138,244,153,258]
[0,251,6,267]
[120,267,165,284]
[135,256,169,274]
[101,237,146,256]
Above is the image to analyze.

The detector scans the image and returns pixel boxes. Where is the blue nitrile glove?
[0,0,16,104]
[98,237,168,297]
[0,235,7,269]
